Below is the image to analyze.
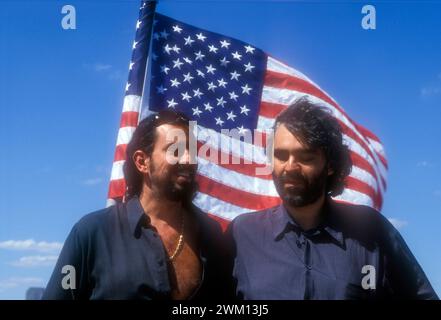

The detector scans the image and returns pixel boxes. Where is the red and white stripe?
[107,56,387,230]
[107,94,142,207]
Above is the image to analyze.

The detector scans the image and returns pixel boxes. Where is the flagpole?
[106,0,157,207]
[138,0,158,121]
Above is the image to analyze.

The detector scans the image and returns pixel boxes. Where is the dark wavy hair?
[273,97,352,197]
[123,110,191,200]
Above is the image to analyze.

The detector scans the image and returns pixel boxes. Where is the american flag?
[107,1,388,230]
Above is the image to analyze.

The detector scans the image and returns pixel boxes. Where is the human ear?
[133,150,150,174]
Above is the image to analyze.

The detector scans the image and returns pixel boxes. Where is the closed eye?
[274,149,289,162]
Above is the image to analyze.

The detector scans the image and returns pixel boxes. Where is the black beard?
[150,162,198,205]
[166,177,198,204]
[273,168,328,207]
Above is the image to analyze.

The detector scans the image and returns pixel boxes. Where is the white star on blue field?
[0,1,440,299]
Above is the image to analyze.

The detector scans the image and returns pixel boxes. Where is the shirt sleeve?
[379,215,439,300]
[42,224,90,300]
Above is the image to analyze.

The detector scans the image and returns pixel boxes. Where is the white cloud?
[82,177,103,186]
[421,86,441,98]
[84,63,123,80]
[388,218,408,230]
[10,255,58,268]
[0,277,44,292]
[0,239,62,253]
[417,160,431,167]
[94,63,112,72]
[421,72,441,98]
[417,160,437,168]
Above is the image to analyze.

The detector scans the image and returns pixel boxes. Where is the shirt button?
[296,240,302,248]
[306,265,312,270]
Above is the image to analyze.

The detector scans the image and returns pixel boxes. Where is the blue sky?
[0,0,440,299]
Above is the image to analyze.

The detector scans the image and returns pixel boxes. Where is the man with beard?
[228,98,438,300]
[43,110,231,300]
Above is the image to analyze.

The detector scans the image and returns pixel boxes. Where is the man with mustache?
[43,110,230,300]
[229,98,438,299]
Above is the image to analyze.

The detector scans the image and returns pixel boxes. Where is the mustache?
[278,172,306,184]
[174,164,197,177]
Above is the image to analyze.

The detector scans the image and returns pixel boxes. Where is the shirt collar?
[271,204,297,240]
[125,196,207,238]
[271,199,345,247]
[126,196,149,236]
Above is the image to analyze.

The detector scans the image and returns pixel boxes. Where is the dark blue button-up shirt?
[230,199,438,300]
[43,197,231,300]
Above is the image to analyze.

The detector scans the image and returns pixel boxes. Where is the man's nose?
[285,156,300,172]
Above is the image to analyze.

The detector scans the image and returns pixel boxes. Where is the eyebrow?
[274,147,317,154]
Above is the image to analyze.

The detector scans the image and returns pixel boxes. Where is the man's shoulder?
[330,200,395,242]
[332,200,383,223]
[73,203,121,237]
[231,206,279,234]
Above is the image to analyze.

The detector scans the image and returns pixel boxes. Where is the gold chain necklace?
[169,213,185,262]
